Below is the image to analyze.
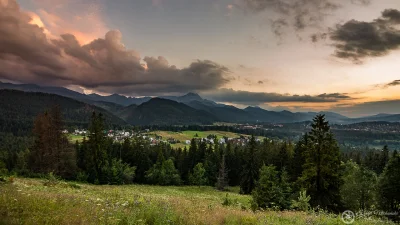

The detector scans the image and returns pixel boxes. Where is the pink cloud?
[0,0,231,96]
[32,0,108,44]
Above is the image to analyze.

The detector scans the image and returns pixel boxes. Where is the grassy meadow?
[0,177,394,225]
[149,130,249,148]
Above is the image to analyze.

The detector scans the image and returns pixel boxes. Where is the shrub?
[76,171,89,183]
[291,190,311,212]
[43,172,59,187]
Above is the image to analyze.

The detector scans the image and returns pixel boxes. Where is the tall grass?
[0,178,394,225]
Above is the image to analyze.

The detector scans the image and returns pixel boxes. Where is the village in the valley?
[66,128,264,147]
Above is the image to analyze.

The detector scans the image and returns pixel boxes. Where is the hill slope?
[117,98,217,125]
[0,90,127,135]
[0,178,390,225]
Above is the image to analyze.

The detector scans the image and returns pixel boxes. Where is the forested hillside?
[117,98,218,125]
[0,90,127,135]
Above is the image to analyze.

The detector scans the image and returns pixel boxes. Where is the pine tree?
[252,165,292,210]
[86,112,108,184]
[29,105,75,178]
[377,145,389,174]
[290,133,307,182]
[216,154,228,190]
[300,114,342,211]
[240,136,259,194]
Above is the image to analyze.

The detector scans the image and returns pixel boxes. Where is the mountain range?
[1,81,400,125]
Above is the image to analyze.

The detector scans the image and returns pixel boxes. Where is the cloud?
[202,88,352,105]
[329,9,400,63]
[32,0,108,45]
[385,80,400,87]
[0,0,232,96]
[239,0,370,38]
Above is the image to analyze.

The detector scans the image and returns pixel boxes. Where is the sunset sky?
[1,0,400,116]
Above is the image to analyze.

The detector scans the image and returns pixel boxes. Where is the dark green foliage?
[291,190,311,212]
[251,165,292,210]
[216,154,228,191]
[340,161,377,211]
[289,134,307,183]
[117,98,217,125]
[204,143,219,186]
[189,163,207,186]
[378,154,400,212]
[0,90,126,136]
[240,136,259,194]
[0,133,32,175]
[104,159,136,185]
[84,112,109,184]
[299,114,342,211]
[28,106,77,179]
[145,152,181,185]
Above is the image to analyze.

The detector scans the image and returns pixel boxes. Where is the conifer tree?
[86,112,108,184]
[300,114,342,211]
[252,165,292,210]
[240,136,259,194]
[216,154,228,190]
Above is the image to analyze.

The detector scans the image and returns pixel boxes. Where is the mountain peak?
[180,92,202,101]
[183,92,201,97]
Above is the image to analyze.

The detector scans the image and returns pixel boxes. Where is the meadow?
[0,177,393,225]
[149,130,251,148]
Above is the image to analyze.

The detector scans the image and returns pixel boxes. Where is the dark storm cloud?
[317,93,351,99]
[385,80,400,87]
[240,0,369,37]
[329,9,400,63]
[202,88,352,105]
[0,0,231,96]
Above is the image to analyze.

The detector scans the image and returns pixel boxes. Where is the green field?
[0,178,392,225]
[68,134,85,143]
[149,130,247,148]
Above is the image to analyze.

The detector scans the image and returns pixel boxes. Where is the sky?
[0,0,400,117]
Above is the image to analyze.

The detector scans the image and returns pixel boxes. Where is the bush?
[221,193,239,207]
[189,163,207,186]
[146,158,181,185]
[76,171,89,183]
[291,190,311,212]
[43,172,60,187]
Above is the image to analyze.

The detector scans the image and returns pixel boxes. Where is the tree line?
[0,106,399,216]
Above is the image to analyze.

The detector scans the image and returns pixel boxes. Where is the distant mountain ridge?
[0,89,127,135]
[1,81,400,125]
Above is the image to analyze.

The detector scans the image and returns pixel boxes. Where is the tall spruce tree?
[240,136,259,194]
[299,114,342,211]
[29,105,75,178]
[289,133,307,182]
[216,154,228,190]
[86,112,108,184]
